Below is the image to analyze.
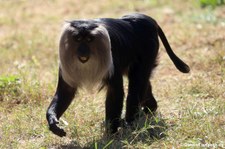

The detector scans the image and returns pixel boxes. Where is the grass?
[0,0,225,148]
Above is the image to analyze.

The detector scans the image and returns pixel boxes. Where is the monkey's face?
[59,21,113,88]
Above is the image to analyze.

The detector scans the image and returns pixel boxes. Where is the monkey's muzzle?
[77,43,90,63]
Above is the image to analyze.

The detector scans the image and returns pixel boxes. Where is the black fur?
[46,13,190,137]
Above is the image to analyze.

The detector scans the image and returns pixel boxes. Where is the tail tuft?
[173,57,190,73]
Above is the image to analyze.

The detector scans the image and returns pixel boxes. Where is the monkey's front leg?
[46,70,76,137]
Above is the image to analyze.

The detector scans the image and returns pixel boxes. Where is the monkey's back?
[97,13,159,73]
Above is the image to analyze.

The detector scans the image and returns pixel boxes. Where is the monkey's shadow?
[59,113,168,149]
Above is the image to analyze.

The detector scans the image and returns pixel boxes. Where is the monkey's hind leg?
[125,57,158,124]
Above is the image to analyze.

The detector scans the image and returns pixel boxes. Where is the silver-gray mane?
[59,22,114,89]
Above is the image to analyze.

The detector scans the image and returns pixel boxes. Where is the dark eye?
[86,36,94,42]
[77,36,82,42]
[86,37,91,42]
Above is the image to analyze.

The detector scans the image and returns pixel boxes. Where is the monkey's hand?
[48,115,66,137]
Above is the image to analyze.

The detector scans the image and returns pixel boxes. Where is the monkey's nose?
[78,56,89,63]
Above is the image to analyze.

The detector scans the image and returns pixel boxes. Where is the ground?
[0,0,225,148]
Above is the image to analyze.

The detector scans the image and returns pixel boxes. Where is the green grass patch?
[0,75,21,101]
[199,0,224,8]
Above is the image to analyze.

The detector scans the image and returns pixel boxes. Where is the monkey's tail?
[158,26,190,73]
